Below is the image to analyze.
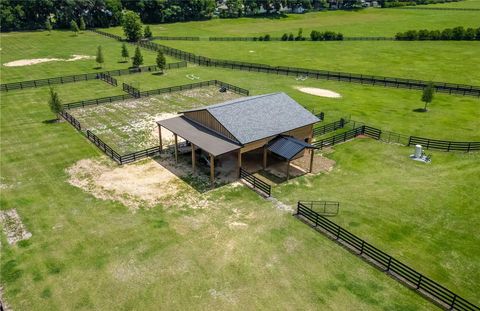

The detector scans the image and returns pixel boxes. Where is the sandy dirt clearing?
[3,54,94,67]
[295,86,342,98]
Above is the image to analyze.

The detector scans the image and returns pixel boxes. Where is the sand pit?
[66,158,210,211]
[3,54,94,67]
[0,209,32,245]
[296,87,342,98]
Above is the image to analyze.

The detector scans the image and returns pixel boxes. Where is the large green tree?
[121,10,142,42]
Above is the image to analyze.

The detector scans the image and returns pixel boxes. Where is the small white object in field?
[414,144,422,158]
[3,54,94,67]
[249,50,255,53]
[296,87,342,98]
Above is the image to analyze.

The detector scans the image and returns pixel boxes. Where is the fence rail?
[239,168,271,197]
[63,94,134,110]
[394,6,480,11]
[90,28,480,97]
[151,36,200,41]
[297,201,339,216]
[0,62,186,92]
[408,136,480,152]
[295,202,480,311]
[139,80,249,97]
[209,36,394,41]
[313,118,347,137]
[122,82,141,98]
[99,73,118,86]
[59,110,81,131]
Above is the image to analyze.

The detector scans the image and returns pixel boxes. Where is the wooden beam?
[237,150,242,177]
[191,143,196,174]
[158,124,163,152]
[309,149,314,173]
[210,153,215,187]
[286,160,290,181]
[174,134,178,163]
[263,146,268,169]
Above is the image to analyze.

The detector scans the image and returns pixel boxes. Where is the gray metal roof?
[182,93,319,144]
[268,136,317,160]
[157,116,241,156]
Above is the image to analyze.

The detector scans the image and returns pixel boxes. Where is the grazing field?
[117,66,480,140]
[156,40,480,85]
[69,86,241,154]
[101,8,480,37]
[274,139,480,300]
[0,82,435,310]
[0,31,174,83]
[415,0,480,8]
[1,8,479,310]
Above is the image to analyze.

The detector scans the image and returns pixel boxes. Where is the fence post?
[416,275,423,289]
[360,241,365,255]
[386,257,392,271]
[336,226,340,240]
[450,294,457,310]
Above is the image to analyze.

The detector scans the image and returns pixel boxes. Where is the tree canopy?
[122,10,142,42]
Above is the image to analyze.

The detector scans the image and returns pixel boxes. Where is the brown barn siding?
[184,110,239,143]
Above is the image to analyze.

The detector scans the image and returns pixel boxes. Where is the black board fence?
[139,80,249,97]
[209,36,394,41]
[90,28,480,97]
[122,82,141,98]
[408,136,480,152]
[313,125,381,149]
[394,6,480,11]
[0,62,186,92]
[239,167,271,197]
[295,202,480,311]
[313,118,348,137]
[150,36,200,41]
[99,73,118,86]
[59,110,81,131]
[297,201,339,216]
[63,94,134,110]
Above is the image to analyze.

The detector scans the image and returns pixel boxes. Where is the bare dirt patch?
[0,209,32,245]
[66,157,210,211]
[292,153,336,174]
[295,86,342,98]
[3,54,94,67]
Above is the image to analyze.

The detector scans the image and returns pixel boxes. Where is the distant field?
[117,66,480,140]
[154,40,480,85]
[100,8,480,38]
[414,0,480,8]
[0,31,174,83]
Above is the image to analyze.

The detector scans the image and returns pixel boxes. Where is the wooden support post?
[237,150,242,177]
[191,143,196,174]
[286,160,291,181]
[263,146,268,169]
[158,125,163,152]
[174,134,178,163]
[210,153,215,187]
[309,149,314,173]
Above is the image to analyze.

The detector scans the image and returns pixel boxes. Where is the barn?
[157,92,320,185]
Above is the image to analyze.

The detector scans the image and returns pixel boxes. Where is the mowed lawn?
[0,83,434,310]
[155,40,480,85]
[0,30,175,83]
[415,0,480,8]
[274,139,480,301]
[101,8,480,37]
[116,66,480,140]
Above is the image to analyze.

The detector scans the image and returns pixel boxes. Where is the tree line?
[3,0,458,32]
[396,26,480,40]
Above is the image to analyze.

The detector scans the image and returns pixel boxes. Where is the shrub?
[452,26,465,40]
[281,33,288,41]
[336,33,344,40]
[258,36,264,41]
[144,25,152,38]
[264,34,270,41]
[429,30,441,40]
[441,28,453,40]
[79,16,86,31]
[323,31,337,41]
[476,28,480,40]
[288,33,294,41]
[132,46,143,67]
[418,29,430,40]
[464,28,476,40]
